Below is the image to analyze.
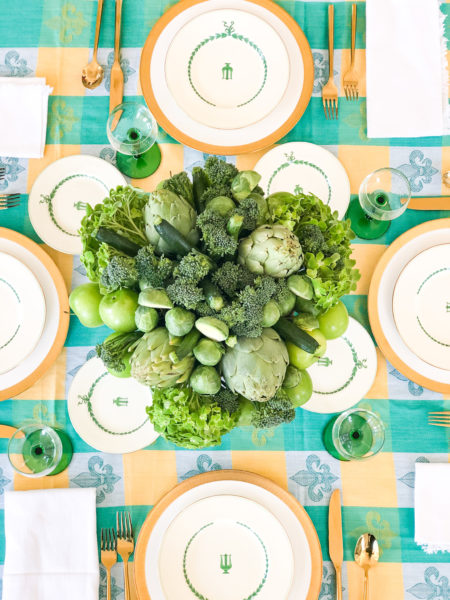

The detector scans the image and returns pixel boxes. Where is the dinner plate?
[28,155,126,255]
[135,471,322,600]
[67,357,158,454]
[255,142,351,219]
[0,252,46,375]
[393,244,450,372]
[140,0,314,154]
[0,228,69,401]
[368,219,450,394]
[159,495,294,600]
[302,318,377,414]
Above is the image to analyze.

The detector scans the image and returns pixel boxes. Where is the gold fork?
[322,5,338,119]
[117,511,134,600]
[0,194,20,210]
[101,528,117,600]
[343,4,359,100]
[429,412,450,427]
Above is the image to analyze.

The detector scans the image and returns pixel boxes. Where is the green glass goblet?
[323,408,385,461]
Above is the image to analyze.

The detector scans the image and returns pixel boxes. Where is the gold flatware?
[0,167,5,180]
[354,533,380,600]
[409,197,450,211]
[101,527,117,600]
[343,4,359,99]
[117,511,134,600]
[329,489,343,600]
[429,411,450,427]
[323,5,338,119]
[110,0,124,119]
[0,193,20,210]
[81,0,104,89]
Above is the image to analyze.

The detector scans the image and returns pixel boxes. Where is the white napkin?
[366,0,449,138]
[3,488,99,600]
[0,77,52,158]
[415,462,450,553]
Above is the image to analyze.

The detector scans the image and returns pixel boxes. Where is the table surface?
[0,1,450,599]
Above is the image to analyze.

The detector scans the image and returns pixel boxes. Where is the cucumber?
[96,227,142,256]
[202,280,224,311]
[138,289,173,309]
[153,217,193,256]
[169,329,201,364]
[273,318,319,354]
[195,317,229,342]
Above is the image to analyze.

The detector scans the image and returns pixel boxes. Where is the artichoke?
[238,224,303,278]
[222,328,288,402]
[130,327,194,388]
[144,189,198,254]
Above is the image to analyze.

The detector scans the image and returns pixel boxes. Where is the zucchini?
[169,329,201,364]
[96,227,142,256]
[202,280,224,311]
[153,217,193,256]
[274,318,319,354]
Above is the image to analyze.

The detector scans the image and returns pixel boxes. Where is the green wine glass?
[323,408,385,461]
[107,101,161,179]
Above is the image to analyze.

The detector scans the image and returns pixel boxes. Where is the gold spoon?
[354,533,380,600]
[81,0,104,89]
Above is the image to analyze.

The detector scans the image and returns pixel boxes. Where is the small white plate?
[67,357,158,454]
[393,244,450,371]
[165,9,290,130]
[0,252,46,375]
[255,142,350,219]
[28,155,126,255]
[159,495,294,600]
[302,317,378,414]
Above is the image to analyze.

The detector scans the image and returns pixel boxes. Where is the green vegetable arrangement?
[75,156,360,449]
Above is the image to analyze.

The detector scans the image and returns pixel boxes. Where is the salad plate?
[0,252,46,375]
[0,228,69,401]
[158,495,294,600]
[140,0,313,154]
[302,318,377,414]
[255,142,351,219]
[28,155,126,255]
[368,219,450,394]
[134,470,322,600]
[67,357,158,454]
[393,245,450,372]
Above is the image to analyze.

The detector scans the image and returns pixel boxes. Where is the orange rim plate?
[134,470,322,600]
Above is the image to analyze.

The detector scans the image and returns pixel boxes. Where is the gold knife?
[109,0,124,120]
[329,489,343,600]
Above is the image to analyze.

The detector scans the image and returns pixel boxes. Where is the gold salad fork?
[0,194,20,210]
[101,528,117,600]
[429,412,450,428]
[322,5,338,119]
[343,4,359,99]
[117,511,134,600]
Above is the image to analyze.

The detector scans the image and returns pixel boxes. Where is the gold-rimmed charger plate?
[134,470,322,600]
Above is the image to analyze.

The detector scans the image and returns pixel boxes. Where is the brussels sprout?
[293,313,319,331]
[193,339,224,366]
[261,300,281,327]
[165,308,195,337]
[190,365,221,395]
[277,290,296,317]
[139,289,173,309]
[205,196,236,217]
[231,171,261,201]
[247,192,269,226]
[135,305,159,332]
[287,274,314,300]
[195,317,229,341]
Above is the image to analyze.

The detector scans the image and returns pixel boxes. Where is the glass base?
[116,143,161,179]
[22,428,73,476]
[346,197,391,240]
[323,414,374,461]
[323,418,349,461]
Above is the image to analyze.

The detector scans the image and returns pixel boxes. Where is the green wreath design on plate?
[313,337,367,395]
[267,152,332,205]
[416,267,450,348]
[183,521,269,600]
[78,372,148,436]
[187,21,268,108]
[0,278,21,350]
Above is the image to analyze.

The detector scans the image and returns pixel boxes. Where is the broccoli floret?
[136,246,173,289]
[232,196,259,231]
[212,262,255,297]
[204,156,239,188]
[96,331,142,372]
[167,277,204,310]
[100,255,138,292]
[195,301,217,317]
[175,250,213,283]
[158,171,194,206]
[251,390,296,429]
[196,209,238,258]
[214,388,241,415]
[296,224,325,255]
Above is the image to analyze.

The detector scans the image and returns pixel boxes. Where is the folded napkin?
[3,488,99,600]
[366,0,449,138]
[0,77,52,158]
[415,462,450,553]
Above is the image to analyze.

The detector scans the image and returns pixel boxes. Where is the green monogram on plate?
[222,63,233,80]
[220,554,232,574]
[314,338,367,395]
[113,397,128,407]
[416,268,450,348]
[317,357,333,367]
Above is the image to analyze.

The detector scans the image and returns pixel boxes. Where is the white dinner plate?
[159,495,294,600]
[28,155,126,255]
[368,219,450,392]
[255,142,351,219]
[302,318,378,414]
[393,245,450,371]
[67,357,158,454]
[0,253,46,374]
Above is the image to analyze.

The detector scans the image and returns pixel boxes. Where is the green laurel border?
[0,278,21,350]
[313,337,367,395]
[267,158,332,205]
[416,267,450,348]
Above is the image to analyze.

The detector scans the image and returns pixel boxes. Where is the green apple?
[286,329,327,370]
[99,289,139,332]
[283,367,313,407]
[318,301,349,340]
[69,283,103,328]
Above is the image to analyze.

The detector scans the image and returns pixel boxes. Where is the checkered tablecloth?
[1,1,450,599]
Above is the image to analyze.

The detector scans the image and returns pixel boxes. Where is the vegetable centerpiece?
[73,157,360,449]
